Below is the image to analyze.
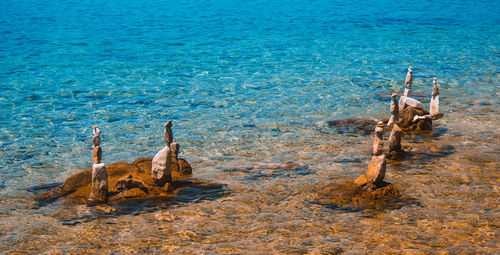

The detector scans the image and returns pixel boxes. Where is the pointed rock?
[387,93,400,129]
[388,124,402,153]
[366,155,386,184]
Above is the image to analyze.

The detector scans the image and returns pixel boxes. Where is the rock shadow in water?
[56,181,228,226]
[326,118,380,135]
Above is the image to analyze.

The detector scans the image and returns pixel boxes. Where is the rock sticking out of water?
[36,157,207,204]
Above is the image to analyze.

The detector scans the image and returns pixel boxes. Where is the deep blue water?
[0,0,499,202]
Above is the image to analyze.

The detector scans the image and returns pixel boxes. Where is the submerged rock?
[327,118,380,134]
[317,181,401,211]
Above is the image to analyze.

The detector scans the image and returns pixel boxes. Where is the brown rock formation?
[366,154,386,184]
[36,157,199,203]
[399,106,433,131]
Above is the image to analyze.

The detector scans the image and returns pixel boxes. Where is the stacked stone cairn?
[88,126,108,203]
[397,67,442,129]
[354,122,387,187]
[353,68,443,187]
[151,121,174,187]
[430,77,440,116]
[398,66,424,110]
[388,93,404,157]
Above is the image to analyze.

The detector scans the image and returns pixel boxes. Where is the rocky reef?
[36,121,214,205]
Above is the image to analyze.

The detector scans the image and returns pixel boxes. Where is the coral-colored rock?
[354,175,368,187]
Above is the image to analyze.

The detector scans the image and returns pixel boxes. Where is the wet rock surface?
[36,157,206,204]
[399,106,433,131]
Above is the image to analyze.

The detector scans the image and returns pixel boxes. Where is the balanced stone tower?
[88,126,108,203]
[404,66,413,97]
[152,121,173,187]
[387,92,399,129]
[430,77,440,116]
[399,66,423,110]
[355,122,387,186]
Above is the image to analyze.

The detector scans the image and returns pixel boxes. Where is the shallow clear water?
[0,0,499,253]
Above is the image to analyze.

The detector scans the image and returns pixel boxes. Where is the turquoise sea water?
[1,0,499,253]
